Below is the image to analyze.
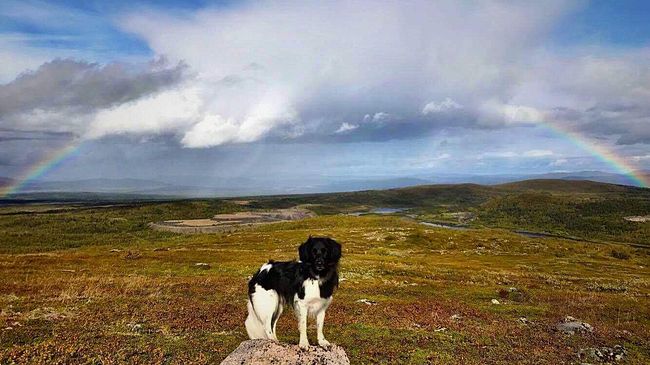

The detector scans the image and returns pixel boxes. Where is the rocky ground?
[220,339,349,365]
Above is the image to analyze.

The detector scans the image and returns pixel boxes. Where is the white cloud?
[86,86,201,138]
[362,112,393,124]
[478,101,546,126]
[335,122,358,134]
[480,149,553,159]
[422,97,463,115]
[112,0,577,146]
[524,149,553,157]
[550,158,568,166]
[371,112,391,123]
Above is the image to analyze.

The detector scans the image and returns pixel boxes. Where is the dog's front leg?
[297,302,309,349]
[316,308,331,348]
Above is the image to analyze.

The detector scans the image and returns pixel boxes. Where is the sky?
[1,0,649,190]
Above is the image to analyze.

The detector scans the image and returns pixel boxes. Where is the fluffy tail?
[245,299,266,339]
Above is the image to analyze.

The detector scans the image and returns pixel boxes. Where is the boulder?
[556,316,593,335]
[577,345,626,363]
[220,339,350,365]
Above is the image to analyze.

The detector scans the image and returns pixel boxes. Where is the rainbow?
[541,122,649,188]
[0,122,647,198]
[0,142,82,198]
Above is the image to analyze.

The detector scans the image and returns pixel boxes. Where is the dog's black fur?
[248,236,341,307]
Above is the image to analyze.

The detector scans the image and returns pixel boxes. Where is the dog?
[245,236,341,349]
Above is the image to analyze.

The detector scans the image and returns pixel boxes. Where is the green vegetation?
[248,179,650,245]
[0,179,648,364]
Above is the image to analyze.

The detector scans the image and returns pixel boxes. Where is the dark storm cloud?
[0,58,186,117]
[550,104,650,145]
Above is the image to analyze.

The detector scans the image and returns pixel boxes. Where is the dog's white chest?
[302,279,330,314]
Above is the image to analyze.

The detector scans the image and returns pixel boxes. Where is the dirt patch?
[149,208,315,234]
[230,200,252,206]
[624,215,650,222]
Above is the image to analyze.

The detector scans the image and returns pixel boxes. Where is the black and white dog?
[245,236,341,349]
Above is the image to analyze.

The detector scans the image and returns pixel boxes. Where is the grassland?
[0,180,649,364]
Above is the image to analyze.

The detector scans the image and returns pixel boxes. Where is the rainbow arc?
[1,124,648,198]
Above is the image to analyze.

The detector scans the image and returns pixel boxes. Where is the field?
[0,180,649,364]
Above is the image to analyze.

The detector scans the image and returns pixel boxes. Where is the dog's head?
[299,236,341,273]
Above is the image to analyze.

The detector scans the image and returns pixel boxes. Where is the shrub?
[610,250,630,260]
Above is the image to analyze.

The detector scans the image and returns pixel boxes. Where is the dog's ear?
[299,236,313,262]
[327,238,342,262]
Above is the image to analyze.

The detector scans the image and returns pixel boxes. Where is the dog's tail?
[245,299,266,339]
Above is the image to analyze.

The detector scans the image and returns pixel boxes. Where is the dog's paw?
[318,339,332,349]
[298,340,310,350]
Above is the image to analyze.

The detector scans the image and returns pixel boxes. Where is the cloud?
[523,49,650,144]
[335,122,358,134]
[480,149,554,159]
[480,151,517,159]
[550,158,568,166]
[113,0,579,146]
[523,149,554,157]
[2,0,649,149]
[86,86,201,138]
[479,102,546,125]
[422,98,463,115]
[180,92,298,147]
[0,58,186,135]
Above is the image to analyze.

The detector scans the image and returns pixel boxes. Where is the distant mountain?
[0,169,646,200]
[496,179,641,193]
[530,171,642,186]
[424,171,648,187]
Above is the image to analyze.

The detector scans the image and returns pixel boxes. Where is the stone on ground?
[556,316,593,335]
[220,339,350,365]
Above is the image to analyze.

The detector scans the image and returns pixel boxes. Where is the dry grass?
[0,209,648,364]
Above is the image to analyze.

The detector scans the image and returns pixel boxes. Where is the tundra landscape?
[1,180,648,364]
[2,1,650,364]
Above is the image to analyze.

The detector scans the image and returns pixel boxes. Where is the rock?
[491,299,500,305]
[356,299,377,305]
[220,339,350,365]
[518,317,530,325]
[556,316,593,335]
[450,314,462,321]
[577,345,626,363]
[194,263,211,269]
[127,323,144,333]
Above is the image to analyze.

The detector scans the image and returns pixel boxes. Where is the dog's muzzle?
[315,259,325,271]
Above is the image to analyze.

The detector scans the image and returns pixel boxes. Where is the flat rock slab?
[220,340,350,365]
[556,316,593,335]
